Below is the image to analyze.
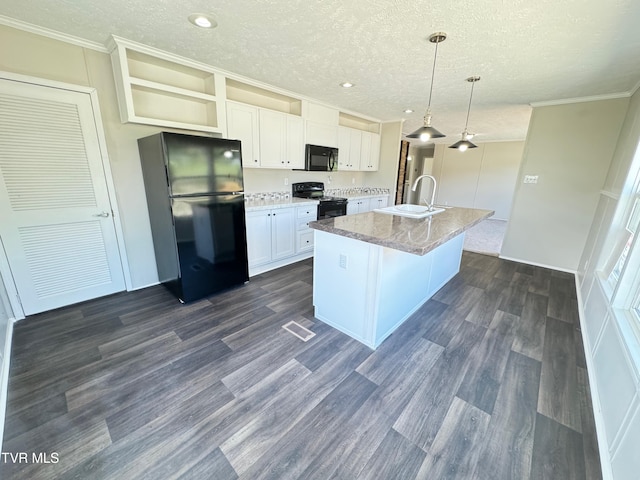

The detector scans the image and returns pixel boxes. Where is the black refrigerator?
[138,132,249,302]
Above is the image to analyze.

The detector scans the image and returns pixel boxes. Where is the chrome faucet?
[411,174,437,211]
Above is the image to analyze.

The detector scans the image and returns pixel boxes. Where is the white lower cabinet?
[347,195,389,215]
[347,198,371,215]
[370,195,389,210]
[246,207,295,268]
[296,206,317,253]
[246,204,317,275]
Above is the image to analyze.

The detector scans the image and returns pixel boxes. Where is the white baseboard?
[574,276,614,480]
[0,316,16,450]
[498,254,577,274]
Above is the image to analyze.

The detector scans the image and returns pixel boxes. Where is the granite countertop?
[309,206,494,256]
[245,197,318,212]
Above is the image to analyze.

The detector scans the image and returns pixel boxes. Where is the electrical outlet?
[284,177,289,186]
[524,175,539,184]
[339,254,348,269]
[352,178,356,184]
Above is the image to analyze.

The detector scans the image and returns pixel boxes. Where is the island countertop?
[308,206,494,256]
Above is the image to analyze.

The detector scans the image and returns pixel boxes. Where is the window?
[607,196,640,286]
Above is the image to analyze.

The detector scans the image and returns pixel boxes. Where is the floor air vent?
[282,321,316,342]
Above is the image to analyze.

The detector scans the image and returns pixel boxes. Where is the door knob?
[93,211,110,218]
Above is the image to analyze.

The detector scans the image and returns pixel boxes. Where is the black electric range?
[292,182,347,219]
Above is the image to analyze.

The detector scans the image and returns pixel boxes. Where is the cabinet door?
[369,133,381,170]
[227,102,260,168]
[348,129,362,170]
[359,131,372,170]
[271,208,295,260]
[337,126,351,170]
[371,196,388,210]
[358,198,372,213]
[286,115,305,169]
[245,210,272,266]
[259,109,286,168]
[306,121,339,148]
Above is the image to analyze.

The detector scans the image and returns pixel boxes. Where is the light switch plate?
[524,175,539,184]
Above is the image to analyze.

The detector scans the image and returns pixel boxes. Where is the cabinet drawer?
[297,230,314,253]
[297,206,317,219]
[297,218,313,231]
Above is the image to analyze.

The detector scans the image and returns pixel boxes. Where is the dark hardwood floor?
[1,252,602,479]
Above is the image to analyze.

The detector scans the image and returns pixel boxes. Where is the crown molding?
[0,15,108,52]
[530,91,631,108]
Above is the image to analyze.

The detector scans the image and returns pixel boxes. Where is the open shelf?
[339,112,380,133]
[226,78,302,116]
[109,37,225,133]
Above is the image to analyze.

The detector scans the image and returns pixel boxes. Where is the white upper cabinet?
[359,131,381,171]
[304,101,340,148]
[226,101,260,168]
[259,109,287,168]
[108,36,226,133]
[337,125,380,171]
[286,116,305,169]
[305,121,339,148]
[226,101,304,169]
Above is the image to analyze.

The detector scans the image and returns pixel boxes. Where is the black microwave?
[304,144,338,171]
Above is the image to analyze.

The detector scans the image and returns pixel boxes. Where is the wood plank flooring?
[1,252,601,479]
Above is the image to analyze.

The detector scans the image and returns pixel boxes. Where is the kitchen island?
[308,206,493,349]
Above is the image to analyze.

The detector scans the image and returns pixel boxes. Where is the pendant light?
[407,32,447,142]
[449,76,480,152]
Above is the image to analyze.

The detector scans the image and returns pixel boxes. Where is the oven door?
[318,201,347,220]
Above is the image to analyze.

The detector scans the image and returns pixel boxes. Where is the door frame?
[0,70,132,320]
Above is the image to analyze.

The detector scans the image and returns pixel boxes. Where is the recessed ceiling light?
[404,109,414,114]
[188,13,217,29]
[340,82,354,88]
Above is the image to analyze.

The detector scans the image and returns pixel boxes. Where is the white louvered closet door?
[0,78,125,315]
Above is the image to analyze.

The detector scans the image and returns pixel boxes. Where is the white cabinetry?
[259,109,287,169]
[286,116,305,169]
[296,206,317,253]
[360,131,381,170]
[347,198,372,215]
[108,36,226,133]
[246,207,295,268]
[337,127,360,170]
[347,195,389,215]
[306,122,338,148]
[226,101,304,169]
[370,195,389,210]
[227,101,260,168]
[304,102,339,148]
[337,126,380,171]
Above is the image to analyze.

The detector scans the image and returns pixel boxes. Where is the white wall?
[576,87,640,480]
[501,99,628,271]
[431,141,524,220]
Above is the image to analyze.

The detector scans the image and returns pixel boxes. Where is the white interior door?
[0,78,125,315]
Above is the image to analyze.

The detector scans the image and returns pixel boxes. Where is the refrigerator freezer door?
[164,133,244,197]
[171,194,248,302]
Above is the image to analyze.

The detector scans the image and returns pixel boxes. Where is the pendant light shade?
[407,32,447,141]
[449,76,480,151]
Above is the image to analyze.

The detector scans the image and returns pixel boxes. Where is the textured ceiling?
[2,0,640,144]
